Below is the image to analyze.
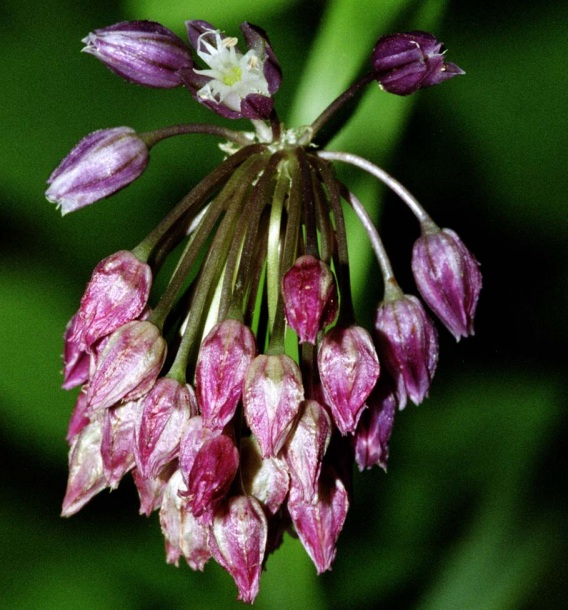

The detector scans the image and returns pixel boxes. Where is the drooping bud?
[62,419,107,517]
[374,293,438,409]
[46,127,149,214]
[132,461,176,516]
[283,400,332,502]
[318,326,380,434]
[288,465,349,574]
[62,313,90,390]
[71,251,152,350]
[354,377,397,471]
[210,495,268,604]
[82,21,193,88]
[371,31,464,96]
[135,378,196,479]
[412,227,482,340]
[195,319,256,431]
[86,321,166,412]
[243,354,304,457]
[182,21,281,119]
[281,255,338,344]
[159,470,211,570]
[66,390,90,445]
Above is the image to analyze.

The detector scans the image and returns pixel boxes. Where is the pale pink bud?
[62,312,90,390]
[283,400,332,502]
[243,354,304,457]
[159,470,211,570]
[62,419,107,517]
[210,495,268,604]
[135,378,197,478]
[195,319,256,430]
[240,437,289,516]
[86,321,166,412]
[288,465,349,574]
[66,390,90,445]
[281,255,338,344]
[318,326,380,434]
[132,462,176,516]
[179,416,216,485]
[71,251,152,350]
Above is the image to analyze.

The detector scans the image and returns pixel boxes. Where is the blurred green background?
[1,0,566,608]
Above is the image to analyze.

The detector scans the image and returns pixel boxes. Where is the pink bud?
[210,495,268,604]
[288,465,349,574]
[283,400,332,502]
[281,255,338,344]
[71,251,152,350]
[243,354,304,457]
[62,312,90,390]
[86,321,166,412]
[135,378,197,478]
[62,419,107,517]
[66,390,90,445]
[159,470,211,570]
[179,416,216,486]
[132,462,176,516]
[195,319,256,430]
[318,326,380,434]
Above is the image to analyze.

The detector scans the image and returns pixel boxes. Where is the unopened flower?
[46,127,149,214]
[62,313,90,390]
[82,21,193,88]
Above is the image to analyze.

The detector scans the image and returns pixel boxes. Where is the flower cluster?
[49,20,480,604]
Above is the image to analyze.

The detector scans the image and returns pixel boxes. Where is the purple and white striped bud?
[132,462,176,516]
[243,354,304,458]
[179,416,216,485]
[82,21,193,88]
[412,227,482,340]
[182,21,281,120]
[135,378,196,479]
[86,321,166,412]
[66,391,90,446]
[195,319,256,431]
[282,255,338,344]
[283,400,332,502]
[288,465,349,574]
[318,326,380,434]
[46,127,149,214]
[62,313,90,390]
[374,293,438,409]
[210,495,268,604]
[354,378,397,471]
[159,469,211,570]
[371,31,464,96]
[62,419,107,517]
[71,251,152,350]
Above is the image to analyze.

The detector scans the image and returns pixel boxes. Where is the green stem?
[139,123,252,148]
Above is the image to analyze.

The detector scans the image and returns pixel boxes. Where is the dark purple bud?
[243,354,304,457]
[46,127,149,214]
[318,326,380,434]
[412,227,482,340]
[282,255,338,344]
[210,495,268,604]
[195,319,256,431]
[371,31,464,96]
[82,21,193,88]
[374,293,438,408]
[62,313,90,390]
[354,377,397,471]
[71,251,152,350]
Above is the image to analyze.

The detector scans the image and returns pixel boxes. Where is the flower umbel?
[51,19,479,604]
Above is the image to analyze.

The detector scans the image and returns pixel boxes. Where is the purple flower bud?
[318,326,380,434]
[210,495,268,604]
[240,437,289,516]
[132,461,176,516]
[135,378,197,479]
[374,293,438,408]
[181,21,281,120]
[371,31,464,96]
[288,465,349,574]
[62,419,107,517]
[86,321,167,412]
[282,255,338,344]
[71,251,152,350]
[195,319,256,431]
[354,378,397,471]
[412,228,482,340]
[283,400,332,502]
[159,469,211,570]
[179,416,215,480]
[243,354,304,458]
[66,390,90,445]
[62,313,90,390]
[82,21,193,88]
[46,127,149,214]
